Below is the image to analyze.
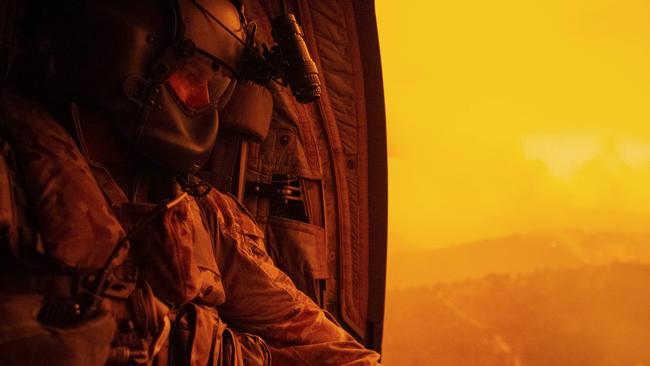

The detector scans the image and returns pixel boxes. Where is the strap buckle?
[246,174,302,204]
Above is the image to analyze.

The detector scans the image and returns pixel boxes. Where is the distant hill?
[387,230,650,289]
[383,263,650,366]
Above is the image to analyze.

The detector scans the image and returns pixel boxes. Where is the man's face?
[130,51,238,173]
[167,54,236,111]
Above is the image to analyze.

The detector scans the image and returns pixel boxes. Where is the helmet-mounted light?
[238,11,322,104]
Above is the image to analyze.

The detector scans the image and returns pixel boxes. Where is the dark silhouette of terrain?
[387,230,650,289]
[383,230,650,365]
[383,263,650,365]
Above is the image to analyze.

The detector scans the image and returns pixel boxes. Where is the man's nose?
[168,72,211,109]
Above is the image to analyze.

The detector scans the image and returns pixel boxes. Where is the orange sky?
[376,0,650,251]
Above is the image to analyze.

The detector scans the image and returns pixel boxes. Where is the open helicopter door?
[208,0,388,353]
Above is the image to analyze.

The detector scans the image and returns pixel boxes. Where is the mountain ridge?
[387,229,650,289]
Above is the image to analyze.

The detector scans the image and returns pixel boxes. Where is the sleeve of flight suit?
[203,191,381,366]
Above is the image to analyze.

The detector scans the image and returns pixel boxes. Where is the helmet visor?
[167,53,235,110]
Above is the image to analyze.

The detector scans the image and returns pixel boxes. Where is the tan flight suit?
[0,92,381,365]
